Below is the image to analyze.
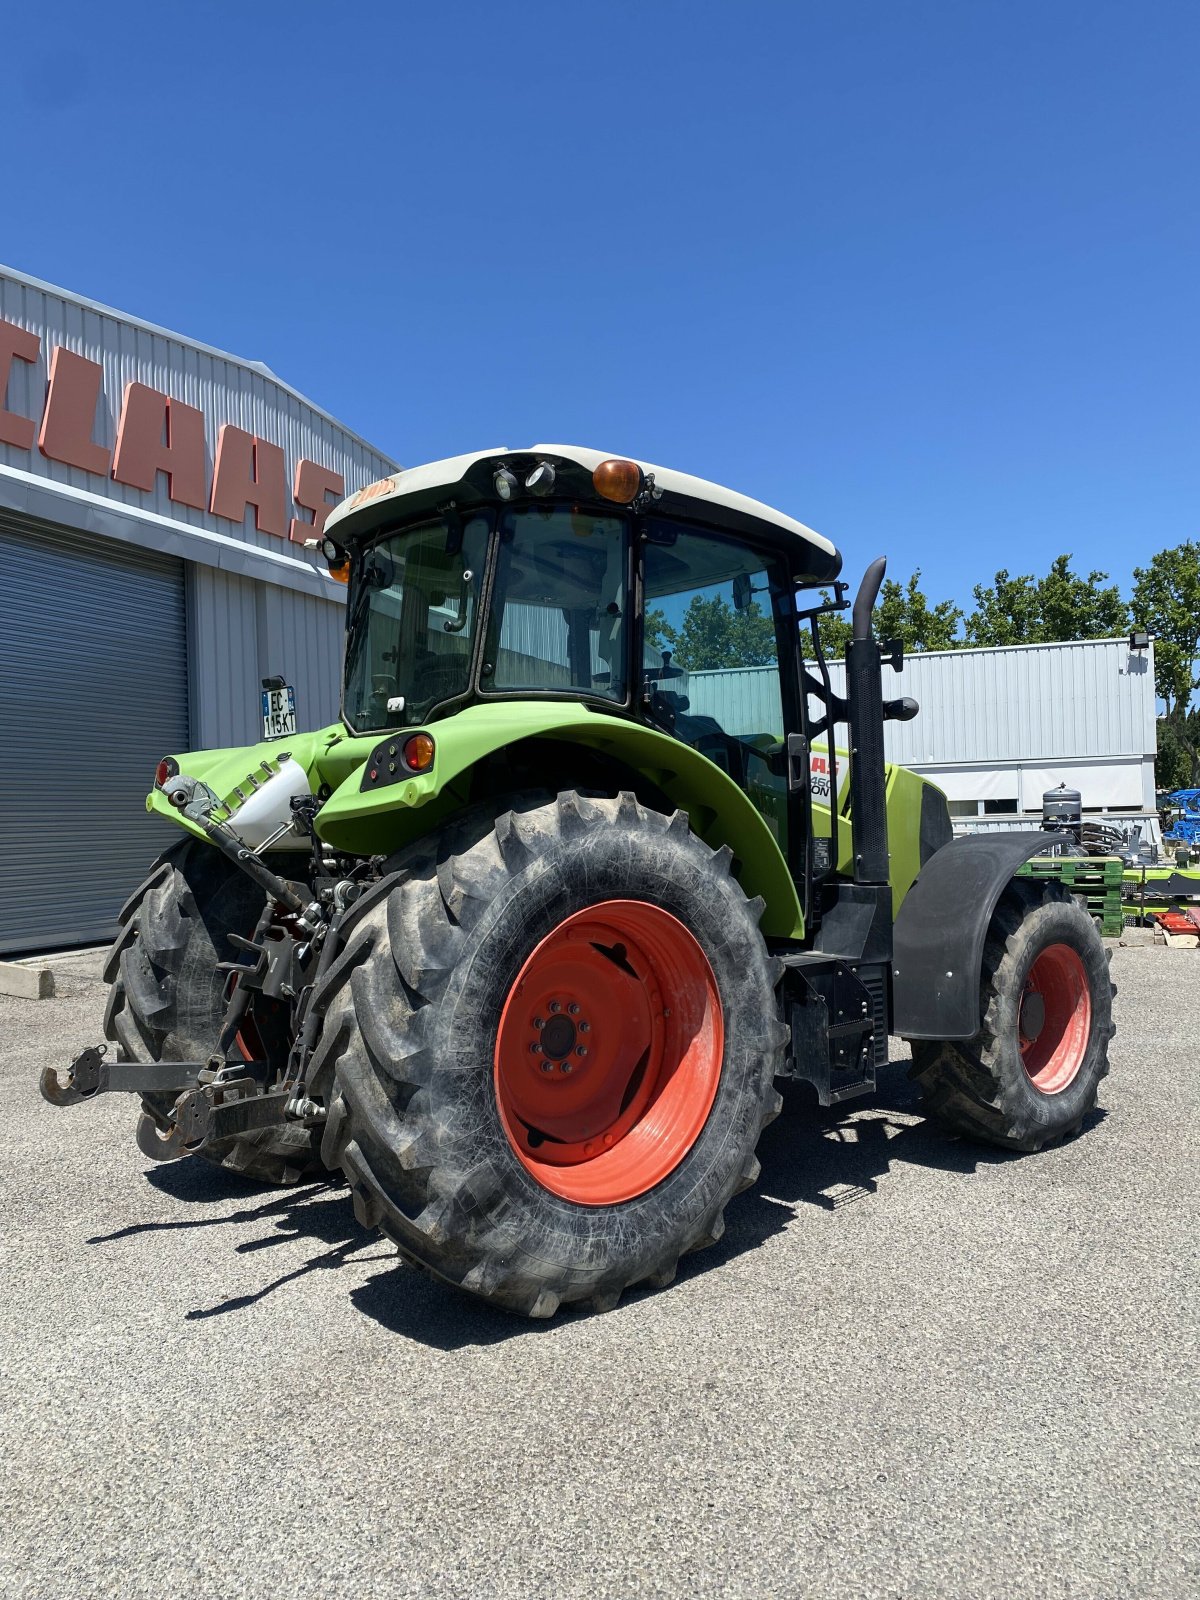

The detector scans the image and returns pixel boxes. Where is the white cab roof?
[325,443,839,569]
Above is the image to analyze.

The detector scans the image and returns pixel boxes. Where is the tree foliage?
[1131,540,1200,787]
[965,555,1128,647]
[813,569,962,659]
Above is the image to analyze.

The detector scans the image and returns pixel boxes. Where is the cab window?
[643,527,790,846]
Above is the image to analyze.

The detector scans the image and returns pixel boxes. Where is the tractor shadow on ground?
[88,1160,392,1321]
[674,1064,1108,1292]
[352,1064,1105,1348]
[86,1066,1105,1346]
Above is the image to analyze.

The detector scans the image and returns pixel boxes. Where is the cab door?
[640,524,807,899]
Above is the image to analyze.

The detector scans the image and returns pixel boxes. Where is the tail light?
[155,757,179,789]
[403,733,435,773]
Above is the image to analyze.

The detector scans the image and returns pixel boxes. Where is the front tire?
[908,880,1116,1151]
[310,791,787,1317]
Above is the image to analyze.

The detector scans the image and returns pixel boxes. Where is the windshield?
[483,504,629,703]
[343,514,488,731]
[342,503,630,732]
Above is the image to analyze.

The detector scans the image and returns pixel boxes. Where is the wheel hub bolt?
[533,1017,545,1030]
[568,1003,580,1015]
[549,1000,561,1013]
[560,1061,573,1074]
[529,1042,542,1054]
[576,1045,587,1057]
[540,1060,555,1073]
[579,1021,590,1033]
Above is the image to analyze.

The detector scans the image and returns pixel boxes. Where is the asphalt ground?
[0,945,1195,1600]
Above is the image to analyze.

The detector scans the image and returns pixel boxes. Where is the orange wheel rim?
[493,900,724,1205]
[1019,942,1091,1094]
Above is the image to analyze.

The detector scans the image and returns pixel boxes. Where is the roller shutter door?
[0,514,189,953]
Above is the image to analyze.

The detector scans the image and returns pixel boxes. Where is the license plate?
[261,685,297,739]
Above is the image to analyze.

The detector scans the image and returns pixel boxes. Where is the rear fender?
[892,830,1055,1040]
[313,702,805,937]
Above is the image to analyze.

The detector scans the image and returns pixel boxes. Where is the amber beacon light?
[592,458,643,504]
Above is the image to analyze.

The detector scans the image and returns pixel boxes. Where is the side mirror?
[732,573,752,613]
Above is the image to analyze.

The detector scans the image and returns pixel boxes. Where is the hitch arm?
[38,1047,267,1109]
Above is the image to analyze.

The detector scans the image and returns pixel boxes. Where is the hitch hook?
[40,1045,107,1107]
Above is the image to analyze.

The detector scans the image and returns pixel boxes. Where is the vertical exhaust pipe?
[845,557,890,886]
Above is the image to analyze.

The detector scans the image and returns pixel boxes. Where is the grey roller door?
[0,513,189,953]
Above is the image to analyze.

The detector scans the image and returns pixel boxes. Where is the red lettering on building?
[289,458,345,543]
[38,346,111,475]
[209,424,287,537]
[0,318,40,450]
[3,328,366,565]
[111,382,207,509]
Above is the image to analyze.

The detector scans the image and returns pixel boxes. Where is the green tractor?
[43,447,1116,1316]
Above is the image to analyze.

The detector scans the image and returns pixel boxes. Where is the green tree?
[875,570,963,653]
[669,595,776,671]
[965,555,1128,646]
[1131,540,1200,788]
[811,569,961,659]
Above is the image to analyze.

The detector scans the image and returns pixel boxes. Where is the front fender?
[313,702,805,937]
[892,830,1054,1040]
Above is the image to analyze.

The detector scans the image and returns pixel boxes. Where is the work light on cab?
[592,457,643,503]
[154,757,179,789]
[319,537,350,584]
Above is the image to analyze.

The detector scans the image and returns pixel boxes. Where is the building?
[686,634,1158,819]
[0,264,396,953]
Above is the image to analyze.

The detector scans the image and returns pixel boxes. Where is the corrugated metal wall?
[823,638,1157,765]
[0,266,394,573]
[188,567,344,748]
[687,639,1156,766]
[0,514,188,952]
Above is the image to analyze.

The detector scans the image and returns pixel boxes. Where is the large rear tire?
[104,840,325,1184]
[908,879,1116,1151]
[309,791,787,1317]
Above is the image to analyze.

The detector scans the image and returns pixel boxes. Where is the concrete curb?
[0,961,54,1000]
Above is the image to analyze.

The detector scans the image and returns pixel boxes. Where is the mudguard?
[892,830,1054,1041]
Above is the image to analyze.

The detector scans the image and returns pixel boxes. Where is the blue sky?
[5,1,1196,613]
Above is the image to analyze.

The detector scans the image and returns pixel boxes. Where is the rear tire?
[908,880,1116,1151]
[104,840,325,1185]
[310,791,787,1317]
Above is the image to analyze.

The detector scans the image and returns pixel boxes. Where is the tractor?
[42,446,1116,1317]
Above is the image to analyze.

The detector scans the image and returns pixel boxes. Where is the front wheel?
[908,880,1116,1151]
[310,791,787,1317]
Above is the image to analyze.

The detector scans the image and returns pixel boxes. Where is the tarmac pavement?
[0,945,1195,1599]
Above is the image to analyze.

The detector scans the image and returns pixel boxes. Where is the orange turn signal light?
[328,558,350,585]
[592,458,643,504]
[403,733,435,773]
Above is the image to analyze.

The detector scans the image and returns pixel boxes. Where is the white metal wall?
[188,566,345,748]
[823,637,1156,766]
[686,637,1159,810]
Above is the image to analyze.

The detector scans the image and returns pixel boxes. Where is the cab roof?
[325,444,842,584]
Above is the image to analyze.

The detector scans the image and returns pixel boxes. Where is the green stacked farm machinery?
[42,447,1116,1316]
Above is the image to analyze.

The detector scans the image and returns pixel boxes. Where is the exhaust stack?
[845,558,890,886]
